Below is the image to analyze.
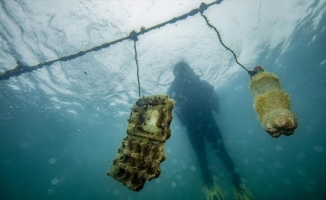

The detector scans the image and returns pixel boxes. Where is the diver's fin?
[205,182,225,200]
[233,185,255,200]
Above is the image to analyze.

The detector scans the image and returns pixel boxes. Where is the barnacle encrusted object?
[107,95,174,191]
[250,70,297,138]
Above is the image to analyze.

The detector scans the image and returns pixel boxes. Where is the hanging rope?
[129,31,141,98]
[199,3,251,75]
[0,1,223,81]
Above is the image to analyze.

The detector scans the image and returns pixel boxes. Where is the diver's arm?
[167,80,176,98]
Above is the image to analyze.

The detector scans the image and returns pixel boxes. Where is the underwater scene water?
[0,0,326,200]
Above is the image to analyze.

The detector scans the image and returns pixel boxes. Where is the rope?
[199,4,251,74]
[130,31,141,98]
[0,0,223,81]
[0,36,128,81]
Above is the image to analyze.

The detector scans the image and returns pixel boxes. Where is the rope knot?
[129,31,138,42]
[199,3,208,14]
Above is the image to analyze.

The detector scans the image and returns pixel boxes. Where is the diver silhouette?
[167,62,255,200]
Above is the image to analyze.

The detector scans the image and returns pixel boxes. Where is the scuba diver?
[167,62,255,200]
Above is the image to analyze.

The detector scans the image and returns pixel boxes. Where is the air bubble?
[258,157,265,163]
[240,177,246,183]
[156,178,161,184]
[177,175,182,180]
[166,148,171,153]
[247,129,254,135]
[190,166,196,171]
[47,188,55,195]
[297,152,305,159]
[283,179,291,186]
[114,189,120,195]
[243,158,249,164]
[171,92,176,98]
[20,142,28,148]
[171,182,176,187]
[304,185,314,193]
[268,184,275,190]
[308,179,318,186]
[257,169,264,175]
[313,146,324,153]
[51,178,59,185]
[273,162,282,168]
[49,158,56,164]
[213,175,218,181]
[275,145,283,151]
[239,183,246,190]
[298,169,307,176]
[172,159,177,164]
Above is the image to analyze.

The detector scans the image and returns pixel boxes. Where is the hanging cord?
[199,3,252,75]
[129,31,141,98]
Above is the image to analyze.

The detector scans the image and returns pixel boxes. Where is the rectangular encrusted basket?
[107,95,174,191]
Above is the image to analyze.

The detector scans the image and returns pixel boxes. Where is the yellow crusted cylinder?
[249,70,297,138]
